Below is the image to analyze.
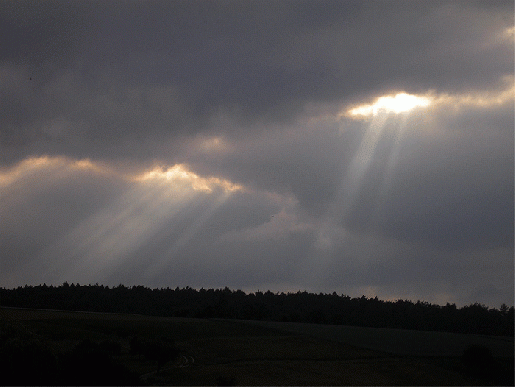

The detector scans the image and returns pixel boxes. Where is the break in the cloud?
[0,0,513,308]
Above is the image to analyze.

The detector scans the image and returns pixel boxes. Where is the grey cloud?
[0,150,511,307]
[0,1,82,63]
[1,0,513,165]
[184,116,360,217]
[337,106,514,250]
[0,0,512,308]
[0,162,130,280]
[185,95,513,252]
[295,230,513,306]
[144,228,315,292]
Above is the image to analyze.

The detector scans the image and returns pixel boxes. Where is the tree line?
[0,283,513,336]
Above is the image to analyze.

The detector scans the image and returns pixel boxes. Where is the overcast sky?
[1,0,513,307]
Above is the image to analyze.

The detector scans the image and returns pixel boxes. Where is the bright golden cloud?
[0,156,113,187]
[0,157,243,197]
[134,164,243,193]
[501,26,515,39]
[344,81,513,121]
[346,93,432,118]
[432,80,515,110]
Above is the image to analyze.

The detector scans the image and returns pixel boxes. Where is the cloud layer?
[1,0,513,307]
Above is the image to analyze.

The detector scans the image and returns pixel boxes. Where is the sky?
[1,0,513,308]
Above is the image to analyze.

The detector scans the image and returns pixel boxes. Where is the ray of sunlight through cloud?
[1,1,513,308]
[37,162,243,284]
[347,93,432,118]
[317,92,434,251]
[317,81,514,253]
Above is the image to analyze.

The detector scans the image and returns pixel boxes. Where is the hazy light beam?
[39,163,243,284]
[373,114,410,218]
[317,92,433,250]
[144,191,232,279]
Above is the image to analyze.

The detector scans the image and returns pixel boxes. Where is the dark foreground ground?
[1,307,513,385]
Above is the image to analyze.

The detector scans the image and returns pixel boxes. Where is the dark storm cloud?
[0,0,88,70]
[184,90,513,252]
[1,0,513,165]
[1,0,513,307]
[0,150,512,306]
[185,118,351,215]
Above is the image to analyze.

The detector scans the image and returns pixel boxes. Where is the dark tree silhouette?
[0,283,513,336]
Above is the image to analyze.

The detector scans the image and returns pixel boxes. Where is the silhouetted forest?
[1,283,513,336]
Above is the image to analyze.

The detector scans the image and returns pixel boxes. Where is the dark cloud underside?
[0,0,512,307]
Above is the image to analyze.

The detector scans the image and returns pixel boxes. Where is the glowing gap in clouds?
[347,93,432,118]
[40,161,243,284]
[0,155,113,187]
[135,164,243,193]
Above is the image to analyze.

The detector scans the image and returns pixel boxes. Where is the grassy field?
[240,319,515,357]
[1,307,513,385]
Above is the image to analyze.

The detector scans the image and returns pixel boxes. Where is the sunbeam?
[373,114,411,220]
[336,113,389,220]
[143,190,232,279]
[2,1,513,311]
[39,163,243,284]
[317,92,434,250]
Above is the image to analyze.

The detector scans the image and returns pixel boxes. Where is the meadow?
[1,307,513,385]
